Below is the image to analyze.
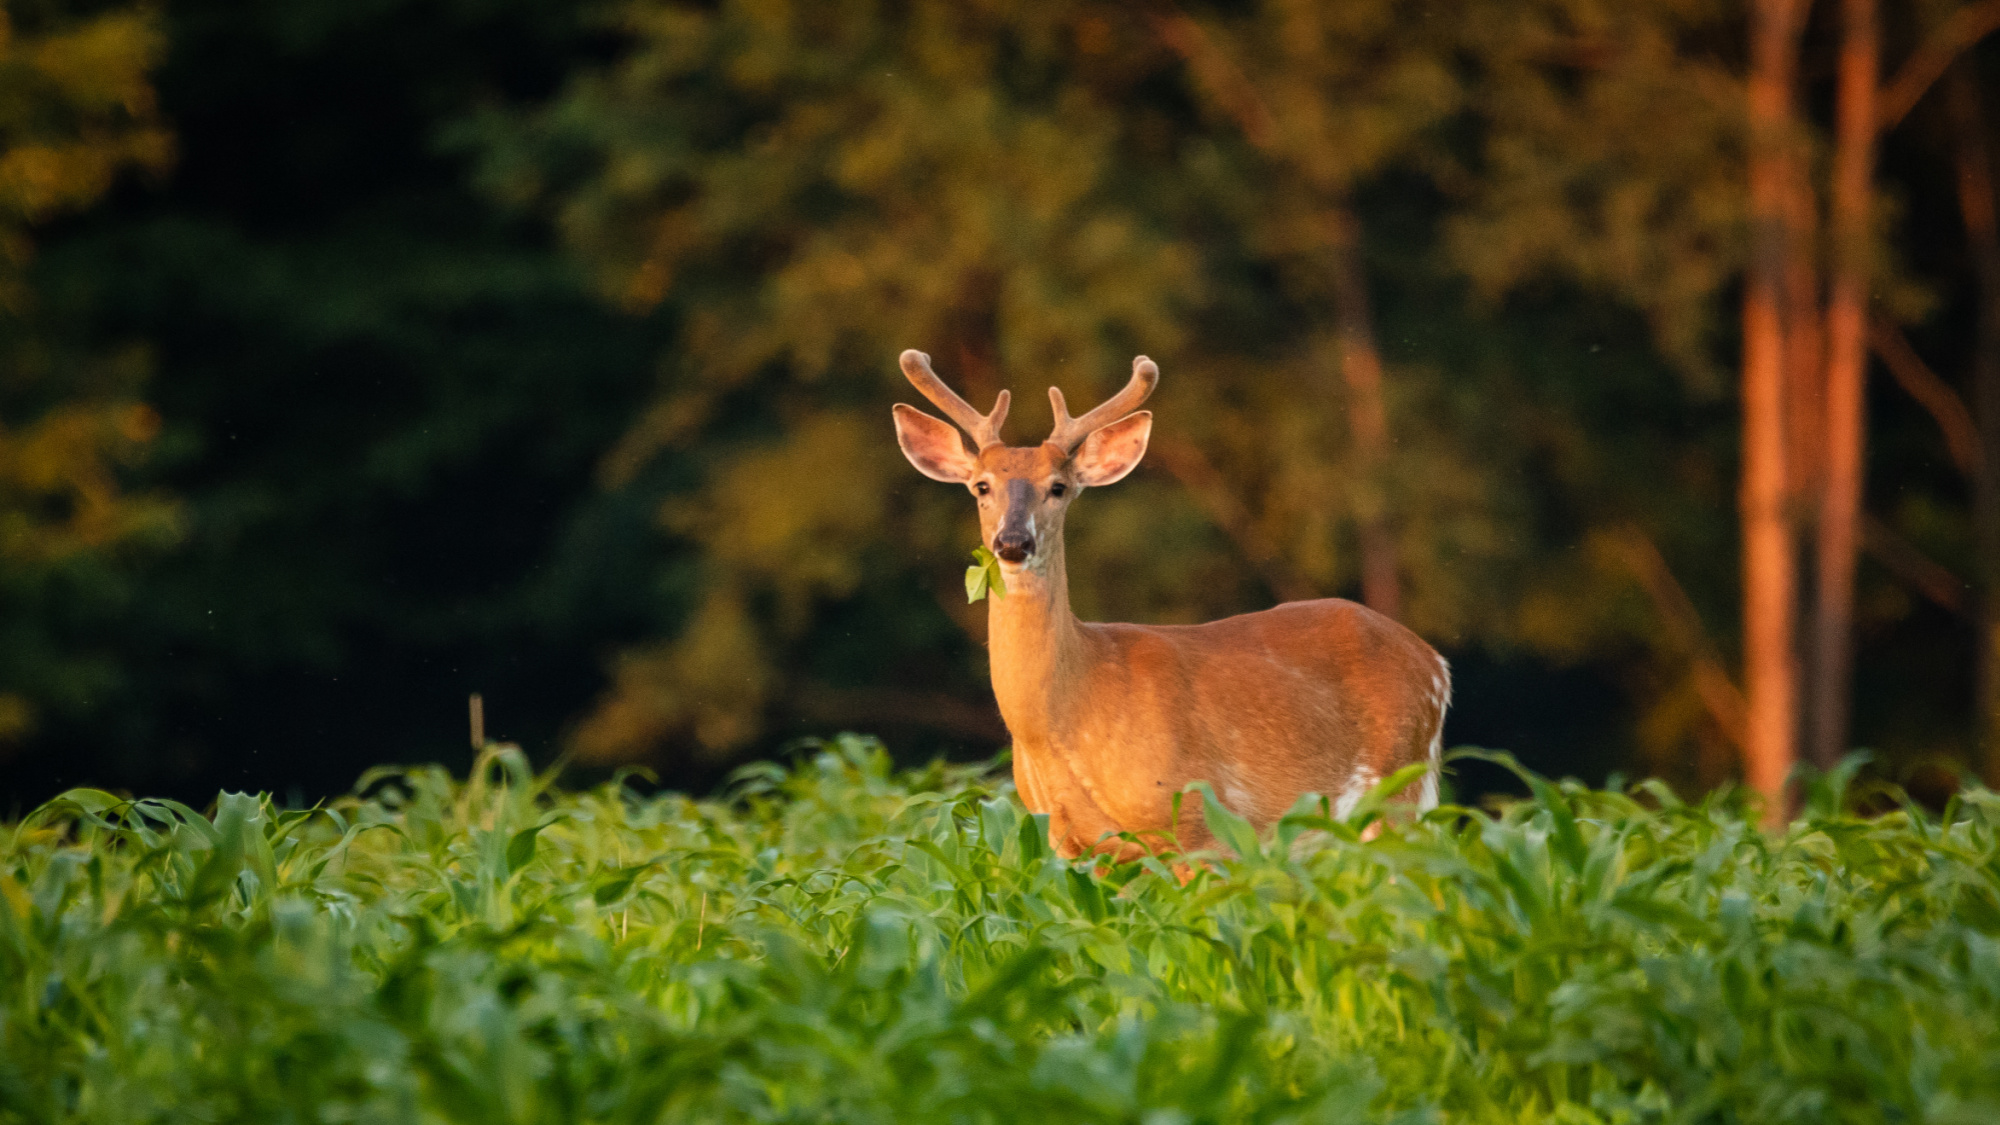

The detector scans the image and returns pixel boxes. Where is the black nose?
[994,534,1034,563]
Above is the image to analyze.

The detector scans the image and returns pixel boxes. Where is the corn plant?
[3,736,1997,1123]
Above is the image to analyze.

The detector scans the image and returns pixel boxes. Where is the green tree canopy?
[1,0,177,750]
[478,0,1758,783]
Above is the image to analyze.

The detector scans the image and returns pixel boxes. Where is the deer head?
[891,350,1157,572]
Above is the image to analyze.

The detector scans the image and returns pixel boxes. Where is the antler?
[1045,356,1159,453]
[900,350,1009,450]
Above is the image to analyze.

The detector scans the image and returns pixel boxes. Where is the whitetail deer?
[892,350,1449,858]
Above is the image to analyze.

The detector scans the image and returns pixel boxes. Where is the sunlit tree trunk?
[1809,0,1877,771]
[1744,0,1806,824]
[1947,65,2000,786]
[1325,204,1402,621]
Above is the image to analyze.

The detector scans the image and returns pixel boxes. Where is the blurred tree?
[479,0,1720,780]
[1895,5,2000,787]
[1151,0,1464,621]
[5,0,1992,808]
[0,0,169,304]
[1812,0,1876,777]
[3,0,676,806]
[1441,0,1756,784]
[1743,0,1807,821]
[1950,61,2000,784]
[1438,0,1983,812]
[1,0,178,759]
[475,0,1204,764]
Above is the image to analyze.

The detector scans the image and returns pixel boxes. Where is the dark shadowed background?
[4,0,1994,812]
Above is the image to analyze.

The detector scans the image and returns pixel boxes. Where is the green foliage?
[472,0,1716,770]
[0,0,170,303]
[5,738,1999,1122]
[0,0,1987,813]
[478,0,1217,765]
[6,0,674,800]
[965,545,1006,603]
[1445,0,1751,382]
[0,0,178,750]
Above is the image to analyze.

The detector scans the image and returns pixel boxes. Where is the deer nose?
[994,532,1035,563]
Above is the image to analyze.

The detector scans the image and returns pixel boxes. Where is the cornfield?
[4,736,1998,1123]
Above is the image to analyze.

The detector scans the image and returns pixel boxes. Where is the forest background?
[4,0,1997,815]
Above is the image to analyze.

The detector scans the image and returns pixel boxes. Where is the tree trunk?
[1809,0,1877,771]
[1947,65,2000,787]
[1325,204,1402,621]
[1744,0,1805,824]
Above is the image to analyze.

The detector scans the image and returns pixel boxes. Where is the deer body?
[893,350,1447,858]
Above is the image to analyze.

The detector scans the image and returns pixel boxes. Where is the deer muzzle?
[994,480,1037,562]
[994,533,1035,563]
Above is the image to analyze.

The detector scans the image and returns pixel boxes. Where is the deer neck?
[985,537,1086,745]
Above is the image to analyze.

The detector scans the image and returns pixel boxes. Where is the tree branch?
[1877,0,2000,131]
[1860,513,1972,614]
[1147,437,1318,604]
[1148,11,1401,614]
[1868,312,1986,480]
[1145,9,1276,150]
[1606,527,1748,749]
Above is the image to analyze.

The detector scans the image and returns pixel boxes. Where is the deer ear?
[893,404,979,483]
[1071,411,1152,487]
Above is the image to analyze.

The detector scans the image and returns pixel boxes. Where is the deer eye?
[1049,482,1067,498]
[975,481,990,496]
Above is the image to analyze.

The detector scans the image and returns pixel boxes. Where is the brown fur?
[895,359,1448,859]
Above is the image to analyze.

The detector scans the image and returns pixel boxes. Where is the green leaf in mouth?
[965,545,1008,603]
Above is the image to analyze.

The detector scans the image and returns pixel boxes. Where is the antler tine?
[899,350,1009,449]
[1046,356,1160,453]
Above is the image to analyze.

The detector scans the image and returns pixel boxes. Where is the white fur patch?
[1418,730,1442,811]
[1419,654,1452,812]
[1334,768,1378,819]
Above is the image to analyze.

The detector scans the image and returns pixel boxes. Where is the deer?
[891,349,1450,860]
